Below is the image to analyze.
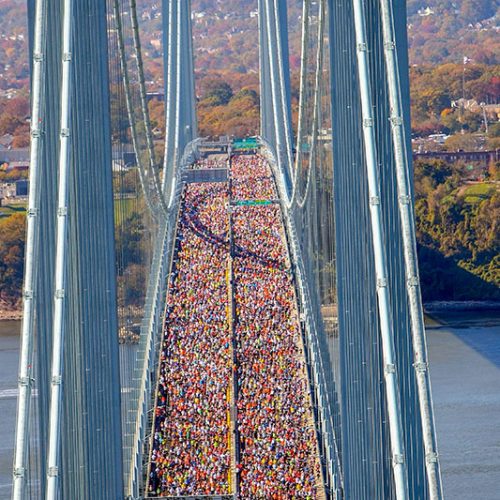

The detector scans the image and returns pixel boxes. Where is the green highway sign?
[233,199,274,206]
[232,137,259,150]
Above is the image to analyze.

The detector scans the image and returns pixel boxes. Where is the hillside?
[0,0,498,94]
[407,0,499,65]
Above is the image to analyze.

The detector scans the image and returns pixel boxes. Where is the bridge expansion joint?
[55,288,65,299]
[392,454,405,465]
[384,41,396,51]
[51,375,62,385]
[376,278,388,289]
[357,42,367,52]
[23,289,34,300]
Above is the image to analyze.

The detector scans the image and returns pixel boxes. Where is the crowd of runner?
[147,154,321,498]
[147,178,232,497]
[231,154,277,200]
[232,155,320,499]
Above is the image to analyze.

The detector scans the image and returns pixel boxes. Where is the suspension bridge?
[12,0,442,499]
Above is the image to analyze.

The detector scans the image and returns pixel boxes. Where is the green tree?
[200,79,233,106]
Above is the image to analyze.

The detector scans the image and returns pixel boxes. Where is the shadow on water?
[426,309,500,369]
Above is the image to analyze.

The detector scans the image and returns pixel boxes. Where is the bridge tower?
[13,1,123,498]
[258,0,294,194]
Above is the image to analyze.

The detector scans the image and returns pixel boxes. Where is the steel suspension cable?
[112,0,159,219]
[351,0,409,496]
[12,0,46,497]
[45,0,73,496]
[161,1,176,200]
[128,0,168,214]
[286,0,325,210]
[288,0,309,193]
[296,0,325,209]
[378,0,443,496]
[172,3,183,203]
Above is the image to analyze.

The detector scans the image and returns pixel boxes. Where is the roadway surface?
[146,154,324,498]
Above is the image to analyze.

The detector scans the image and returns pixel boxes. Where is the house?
[417,7,434,17]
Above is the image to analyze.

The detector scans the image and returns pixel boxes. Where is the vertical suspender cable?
[113,0,157,219]
[45,0,73,497]
[128,0,168,214]
[296,0,325,210]
[12,0,46,498]
[294,0,310,184]
[350,0,409,497]
[288,0,310,205]
[378,1,443,497]
[286,0,324,210]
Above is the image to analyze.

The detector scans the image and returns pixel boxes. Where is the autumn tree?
[0,213,25,303]
[200,78,234,106]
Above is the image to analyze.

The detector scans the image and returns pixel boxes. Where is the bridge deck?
[147,154,324,498]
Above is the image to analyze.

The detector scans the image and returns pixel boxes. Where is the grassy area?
[0,203,26,219]
[114,197,138,225]
[463,183,497,204]
[0,199,139,223]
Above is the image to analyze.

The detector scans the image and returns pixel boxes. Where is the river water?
[1,315,499,498]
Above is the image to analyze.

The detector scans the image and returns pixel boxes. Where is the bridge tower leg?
[326,0,442,498]
[259,0,294,195]
[13,1,123,498]
[162,0,198,200]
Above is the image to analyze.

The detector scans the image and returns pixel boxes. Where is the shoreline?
[2,301,499,328]
[424,300,500,312]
